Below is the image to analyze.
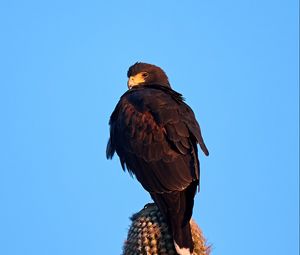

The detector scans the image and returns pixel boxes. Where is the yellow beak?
[127,72,148,89]
[127,76,137,89]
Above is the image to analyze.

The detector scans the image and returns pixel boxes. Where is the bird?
[106,62,209,255]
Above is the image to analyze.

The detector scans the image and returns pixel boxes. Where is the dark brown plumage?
[107,62,209,255]
[127,62,170,87]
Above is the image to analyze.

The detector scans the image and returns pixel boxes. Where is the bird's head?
[127,62,171,89]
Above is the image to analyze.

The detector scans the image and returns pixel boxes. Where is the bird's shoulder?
[122,84,183,104]
[109,84,209,157]
[110,84,199,136]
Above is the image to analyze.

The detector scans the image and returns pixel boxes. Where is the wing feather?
[107,85,208,193]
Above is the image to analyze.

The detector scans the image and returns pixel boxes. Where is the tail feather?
[173,221,193,255]
[150,182,197,255]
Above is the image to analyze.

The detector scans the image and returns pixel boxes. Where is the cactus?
[123,203,210,255]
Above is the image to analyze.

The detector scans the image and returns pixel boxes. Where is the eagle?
[106,62,209,255]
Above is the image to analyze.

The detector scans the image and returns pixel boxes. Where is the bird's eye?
[142,73,149,77]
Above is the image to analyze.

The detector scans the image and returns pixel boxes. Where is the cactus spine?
[123,203,210,255]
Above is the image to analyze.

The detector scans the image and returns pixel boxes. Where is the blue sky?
[0,0,298,254]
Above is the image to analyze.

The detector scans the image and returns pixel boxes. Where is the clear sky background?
[0,1,298,255]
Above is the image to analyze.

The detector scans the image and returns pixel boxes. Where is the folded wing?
[107,85,208,193]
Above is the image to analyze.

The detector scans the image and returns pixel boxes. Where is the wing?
[107,86,208,193]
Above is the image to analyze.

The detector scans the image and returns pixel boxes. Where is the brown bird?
[107,62,209,255]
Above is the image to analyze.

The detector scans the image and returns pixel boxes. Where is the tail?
[150,182,197,255]
[173,221,193,255]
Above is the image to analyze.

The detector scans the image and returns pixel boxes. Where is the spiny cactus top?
[123,204,210,255]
